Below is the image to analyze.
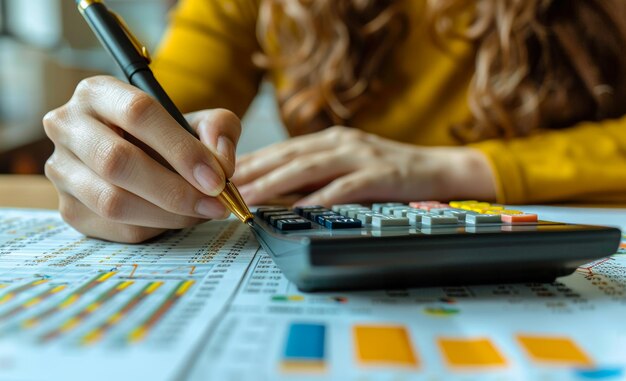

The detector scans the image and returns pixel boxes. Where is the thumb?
[186,109,242,179]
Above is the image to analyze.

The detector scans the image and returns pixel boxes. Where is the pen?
[76,0,253,224]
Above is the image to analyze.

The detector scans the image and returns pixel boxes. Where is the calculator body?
[249,202,621,291]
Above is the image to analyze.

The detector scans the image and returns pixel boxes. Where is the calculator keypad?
[257,201,538,232]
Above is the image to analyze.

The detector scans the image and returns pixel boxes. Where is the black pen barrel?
[80,2,147,77]
[130,70,195,135]
[80,1,195,135]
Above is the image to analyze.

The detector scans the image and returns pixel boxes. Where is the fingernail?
[193,164,224,196]
[217,136,235,167]
[195,198,226,218]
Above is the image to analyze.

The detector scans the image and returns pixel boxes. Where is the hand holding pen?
[42,1,252,243]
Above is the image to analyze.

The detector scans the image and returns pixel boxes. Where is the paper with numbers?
[1,207,625,381]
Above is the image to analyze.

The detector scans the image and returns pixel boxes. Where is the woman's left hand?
[232,126,496,206]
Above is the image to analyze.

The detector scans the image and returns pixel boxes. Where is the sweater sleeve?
[151,0,263,117]
[470,115,626,204]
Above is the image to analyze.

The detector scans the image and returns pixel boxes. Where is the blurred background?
[0,0,285,175]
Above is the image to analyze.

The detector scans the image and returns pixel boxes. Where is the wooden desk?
[0,175,58,209]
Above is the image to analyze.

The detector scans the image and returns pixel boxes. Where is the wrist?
[437,147,497,201]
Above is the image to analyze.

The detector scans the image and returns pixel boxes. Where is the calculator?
[248,201,621,291]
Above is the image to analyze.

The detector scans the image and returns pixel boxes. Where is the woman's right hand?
[43,76,242,243]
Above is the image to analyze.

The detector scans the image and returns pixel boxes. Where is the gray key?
[392,208,416,217]
[372,215,410,227]
[344,207,371,218]
[332,204,362,213]
[356,212,375,224]
[429,208,454,215]
[444,210,467,221]
[381,205,409,215]
[465,214,502,224]
[371,203,403,213]
[406,210,431,225]
[422,215,459,225]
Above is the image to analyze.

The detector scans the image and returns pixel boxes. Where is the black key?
[276,218,312,231]
[304,208,328,219]
[269,214,301,226]
[310,211,339,224]
[318,215,346,225]
[256,207,287,218]
[324,218,362,229]
[294,205,325,218]
[263,211,295,223]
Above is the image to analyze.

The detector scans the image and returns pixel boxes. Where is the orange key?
[501,213,538,223]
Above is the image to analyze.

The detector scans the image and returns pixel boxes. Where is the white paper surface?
[1,207,625,381]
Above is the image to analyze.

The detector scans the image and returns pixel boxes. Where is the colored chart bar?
[354,325,418,367]
[82,281,163,345]
[0,279,48,305]
[282,323,326,372]
[40,280,134,343]
[517,335,593,366]
[22,272,115,329]
[127,280,194,343]
[0,284,66,321]
[438,337,507,368]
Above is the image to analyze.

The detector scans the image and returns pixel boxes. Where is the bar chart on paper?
[0,209,259,381]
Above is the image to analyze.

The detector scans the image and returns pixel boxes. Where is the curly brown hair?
[256,0,626,142]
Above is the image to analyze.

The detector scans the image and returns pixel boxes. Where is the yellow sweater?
[152,0,626,204]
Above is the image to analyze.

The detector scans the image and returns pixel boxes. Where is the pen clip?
[109,11,152,64]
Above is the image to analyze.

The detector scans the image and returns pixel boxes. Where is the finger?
[238,150,356,205]
[73,76,226,197]
[233,133,337,186]
[58,192,165,243]
[186,109,242,178]
[47,149,225,229]
[47,113,227,219]
[295,169,386,207]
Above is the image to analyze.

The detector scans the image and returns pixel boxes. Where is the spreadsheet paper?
[0,208,625,381]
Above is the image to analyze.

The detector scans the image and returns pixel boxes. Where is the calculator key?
[500,210,524,215]
[315,212,342,225]
[293,205,323,216]
[356,212,375,224]
[256,207,287,218]
[372,215,409,227]
[422,215,459,225]
[465,214,502,224]
[305,207,329,219]
[443,210,467,221]
[392,208,416,217]
[371,203,403,213]
[501,213,538,224]
[276,218,312,231]
[344,207,371,218]
[381,205,409,215]
[407,211,426,225]
[324,218,362,229]
[332,204,362,213]
[310,211,339,224]
[263,211,296,222]
[269,214,301,226]
[428,208,454,215]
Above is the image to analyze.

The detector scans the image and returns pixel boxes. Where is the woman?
[43,0,626,243]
